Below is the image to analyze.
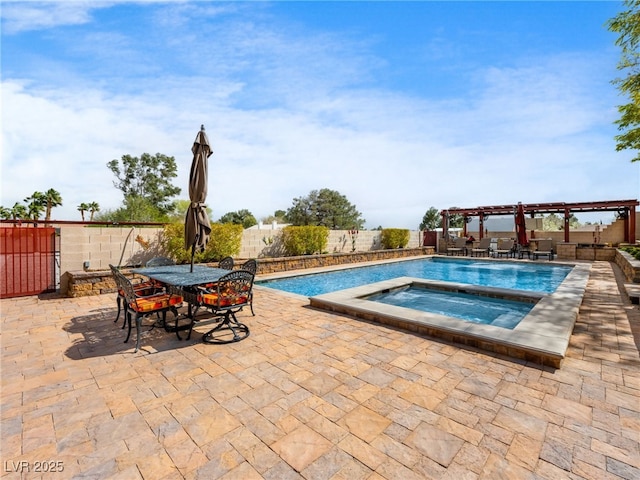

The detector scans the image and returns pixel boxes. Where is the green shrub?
[380,228,410,249]
[621,246,640,260]
[161,222,243,263]
[282,225,329,255]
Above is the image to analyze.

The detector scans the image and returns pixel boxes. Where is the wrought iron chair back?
[240,258,257,275]
[239,259,257,315]
[218,256,234,270]
[110,264,158,328]
[112,267,140,306]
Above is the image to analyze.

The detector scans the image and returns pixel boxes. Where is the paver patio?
[1,260,638,479]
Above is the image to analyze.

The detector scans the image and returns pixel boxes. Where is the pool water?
[258,257,571,297]
[367,286,533,329]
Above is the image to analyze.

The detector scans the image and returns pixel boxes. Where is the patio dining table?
[131,264,231,339]
[131,264,230,288]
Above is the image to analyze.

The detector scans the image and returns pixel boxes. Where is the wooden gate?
[422,230,437,247]
[0,227,57,298]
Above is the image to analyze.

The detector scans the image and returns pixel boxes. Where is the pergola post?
[630,206,636,243]
[529,212,536,240]
[441,212,448,243]
[564,208,570,243]
[479,213,484,240]
[624,209,630,243]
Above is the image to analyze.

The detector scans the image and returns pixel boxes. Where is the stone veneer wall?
[615,248,640,283]
[66,247,435,297]
[556,243,617,261]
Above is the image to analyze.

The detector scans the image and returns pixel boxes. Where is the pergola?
[441,199,639,243]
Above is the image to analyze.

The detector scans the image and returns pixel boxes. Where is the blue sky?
[2,0,639,229]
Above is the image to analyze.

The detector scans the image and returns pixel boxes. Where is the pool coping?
[306,261,591,368]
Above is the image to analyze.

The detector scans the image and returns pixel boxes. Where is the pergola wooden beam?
[440,199,639,243]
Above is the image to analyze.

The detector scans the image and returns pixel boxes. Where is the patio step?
[625,283,640,304]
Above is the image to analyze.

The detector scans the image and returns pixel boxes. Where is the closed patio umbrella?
[515,202,528,246]
[185,125,212,272]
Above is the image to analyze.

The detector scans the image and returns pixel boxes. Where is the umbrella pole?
[190,233,198,272]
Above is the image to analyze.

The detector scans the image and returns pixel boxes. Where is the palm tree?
[88,201,100,221]
[11,202,28,220]
[24,192,46,221]
[43,188,63,221]
[0,207,11,220]
[78,203,89,221]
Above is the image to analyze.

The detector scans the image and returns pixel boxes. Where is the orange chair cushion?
[200,291,248,308]
[119,285,163,297]
[130,294,183,313]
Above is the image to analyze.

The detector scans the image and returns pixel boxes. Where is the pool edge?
[309,263,591,368]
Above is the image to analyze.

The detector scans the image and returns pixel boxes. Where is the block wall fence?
[58,227,424,277]
[57,215,636,293]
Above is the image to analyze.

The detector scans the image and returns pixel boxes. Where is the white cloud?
[2,2,637,229]
[1,1,111,34]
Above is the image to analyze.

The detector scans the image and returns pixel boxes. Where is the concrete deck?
[309,262,591,368]
[1,261,639,479]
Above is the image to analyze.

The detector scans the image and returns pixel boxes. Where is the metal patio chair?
[111,265,183,352]
[239,259,257,315]
[110,264,163,328]
[187,270,254,344]
[218,256,234,270]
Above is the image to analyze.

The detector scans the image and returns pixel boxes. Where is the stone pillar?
[556,242,576,260]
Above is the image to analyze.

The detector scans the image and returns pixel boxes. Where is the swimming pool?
[257,256,590,367]
[258,257,572,296]
[367,285,535,329]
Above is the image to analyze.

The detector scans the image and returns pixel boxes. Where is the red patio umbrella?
[515,202,528,246]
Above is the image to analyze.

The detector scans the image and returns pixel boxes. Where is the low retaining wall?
[65,247,435,297]
[615,249,640,283]
[254,247,434,274]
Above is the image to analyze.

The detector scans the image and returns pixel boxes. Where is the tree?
[171,199,191,220]
[107,153,181,220]
[88,202,100,221]
[542,213,580,230]
[219,209,258,229]
[168,199,213,222]
[419,207,441,231]
[10,202,28,220]
[445,207,465,229]
[24,191,46,221]
[261,210,287,225]
[285,188,365,230]
[78,203,89,221]
[43,188,62,221]
[0,207,12,220]
[607,1,640,161]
